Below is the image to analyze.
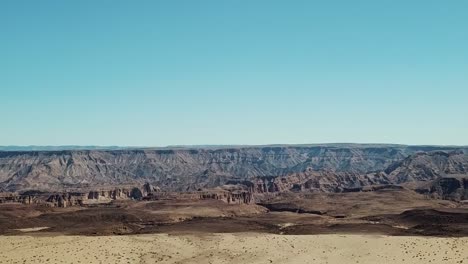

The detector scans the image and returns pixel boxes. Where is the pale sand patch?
[0,234,466,264]
[14,227,50,232]
[278,223,296,229]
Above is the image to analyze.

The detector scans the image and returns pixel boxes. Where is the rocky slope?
[414,176,468,201]
[385,150,468,183]
[246,150,468,195]
[0,144,467,193]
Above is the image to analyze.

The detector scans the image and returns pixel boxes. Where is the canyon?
[0,144,467,208]
[0,144,468,240]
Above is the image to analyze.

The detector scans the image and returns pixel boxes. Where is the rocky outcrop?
[142,183,160,196]
[86,187,146,201]
[144,188,253,204]
[415,177,468,201]
[0,192,42,205]
[46,193,86,207]
[0,183,253,207]
[0,185,149,207]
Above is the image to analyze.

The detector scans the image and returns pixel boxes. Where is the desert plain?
[0,233,467,264]
[1,190,468,264]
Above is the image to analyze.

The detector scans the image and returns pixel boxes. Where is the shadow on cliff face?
[130,188,143,199]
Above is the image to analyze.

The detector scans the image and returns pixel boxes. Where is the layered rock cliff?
[0,144,467,193]
[385,150,468,183]
[241,150,468,194]
[0,184,253,208]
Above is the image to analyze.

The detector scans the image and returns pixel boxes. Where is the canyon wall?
[0,144,467,203]
[1,144,466,192]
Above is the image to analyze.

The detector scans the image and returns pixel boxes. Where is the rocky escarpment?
[385,150,468,183]
[226,150,468,199]
[45,186,151,207]
[1,148,468,206]
[240,170,391,193]
[145,189,253,205]
[1,144,466,192]
[0,145,467,199]
[0,187,146,207]
[0,183,253,208]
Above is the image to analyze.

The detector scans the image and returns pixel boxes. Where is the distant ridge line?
[1,143,468,152]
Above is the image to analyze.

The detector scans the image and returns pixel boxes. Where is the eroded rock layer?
[0,145,467,203]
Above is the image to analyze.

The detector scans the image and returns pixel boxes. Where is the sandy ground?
[0,234,467,264]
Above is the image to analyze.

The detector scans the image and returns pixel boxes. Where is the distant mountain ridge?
[0,144,467,194]
[0,146,131,151]
[2,143,467,152]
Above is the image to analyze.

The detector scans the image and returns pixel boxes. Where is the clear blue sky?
[1,0,467,146]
